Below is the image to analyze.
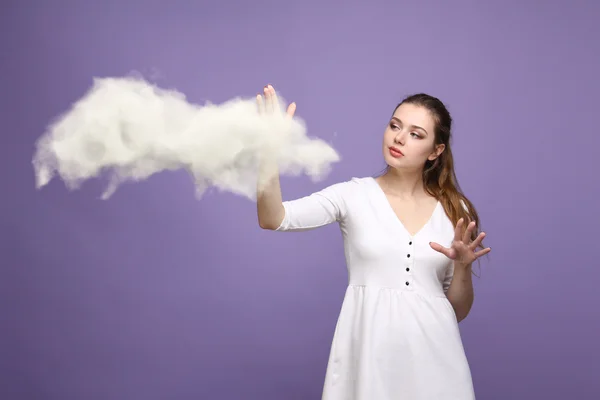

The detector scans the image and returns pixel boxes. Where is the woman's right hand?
[256,84,296,118]
[255,84,291,230]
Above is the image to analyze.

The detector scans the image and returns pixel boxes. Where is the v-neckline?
[369,176,440,238]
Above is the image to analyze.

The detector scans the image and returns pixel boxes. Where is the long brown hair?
[387,93,485,254]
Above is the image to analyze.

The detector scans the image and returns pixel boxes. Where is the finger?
[454,218,465,242]
[429,242,456,259]
[263,85,270,114]
[463,221,476,244]
[474,247,491,258]
[263,85,272,114]
[469,231,486,250]
[266,84,277,114]
[256,94,265,114]
[268,84,279,114]
[286,102,296,118]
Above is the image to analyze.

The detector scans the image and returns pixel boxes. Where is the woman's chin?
[383,155,403,167]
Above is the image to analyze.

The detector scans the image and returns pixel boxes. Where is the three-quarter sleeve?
[275,181,350,232]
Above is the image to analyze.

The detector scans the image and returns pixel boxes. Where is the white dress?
[276,177,475,399]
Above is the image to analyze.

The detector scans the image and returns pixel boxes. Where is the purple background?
[2,1,599,399]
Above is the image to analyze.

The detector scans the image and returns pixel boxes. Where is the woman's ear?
[428,143,445,161]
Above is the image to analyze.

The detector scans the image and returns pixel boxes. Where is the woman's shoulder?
[313,176,374,202]
[323,175,374,192]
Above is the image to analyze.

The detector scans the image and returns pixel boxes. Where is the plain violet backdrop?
[1,0,598,399]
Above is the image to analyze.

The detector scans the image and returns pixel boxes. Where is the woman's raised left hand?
[429,218,491,266]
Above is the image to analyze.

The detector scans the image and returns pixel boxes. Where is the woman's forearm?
[256,159,284,230]
[445,262,474,322]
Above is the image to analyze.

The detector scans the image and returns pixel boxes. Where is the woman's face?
[382,103,445,171]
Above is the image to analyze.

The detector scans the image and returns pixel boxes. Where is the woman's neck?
[378,168,428,200]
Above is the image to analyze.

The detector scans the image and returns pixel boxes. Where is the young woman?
[257,84,490,399]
